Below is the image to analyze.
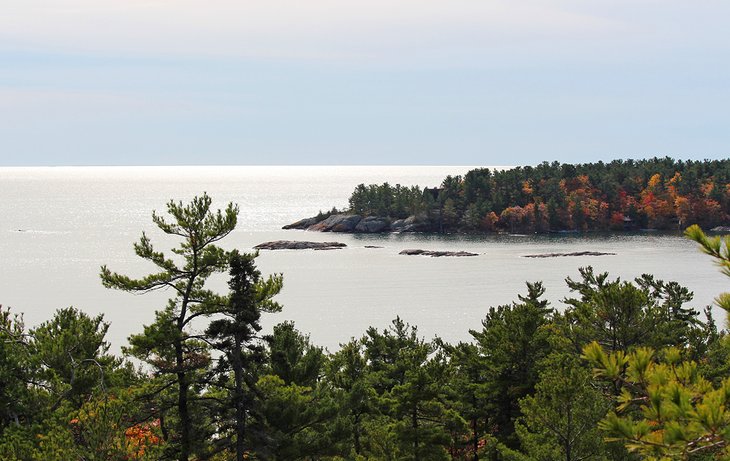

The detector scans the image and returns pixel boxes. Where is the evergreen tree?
[581,226,730,459]
[584,343,730,460]
[206,250,283,461]
[326,338,373,457]
[0,306,31,437]
[443,341,491,460]
[363,318,464,460]
[561,267,706,354]
[469,282,554,447]
[0,307,143,460]
[256,374,342,460]
[258,322,340,459]
[563,268,653,353]
[100,193,238,461]
[27,307,120,411]
[505,351,609,461]
[268,321,325,388]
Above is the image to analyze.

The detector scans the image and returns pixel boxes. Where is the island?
[284,158,730,235]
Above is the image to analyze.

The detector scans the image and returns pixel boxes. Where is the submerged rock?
[523,251,616,258]
[399,249,478,257]
[254,240,347,250]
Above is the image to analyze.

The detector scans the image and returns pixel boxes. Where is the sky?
[1,0,729,166]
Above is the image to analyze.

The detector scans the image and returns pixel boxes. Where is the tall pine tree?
[206,250,282,461]
[100,193,237,461]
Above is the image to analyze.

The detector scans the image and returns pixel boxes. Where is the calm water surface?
[1,166,726,352]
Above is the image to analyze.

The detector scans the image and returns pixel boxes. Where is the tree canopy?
[343,158,730,233]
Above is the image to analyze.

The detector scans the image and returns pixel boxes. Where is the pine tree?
[469,282,554,447]
[364,318,465,460]
[206,250,282,461]
[100,193,238,461]
[580,226,730,459]
[507,352,609,461]
[326,338,372,456]
[258,322,338,459]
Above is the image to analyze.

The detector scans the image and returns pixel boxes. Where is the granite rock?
[254,240,347,250]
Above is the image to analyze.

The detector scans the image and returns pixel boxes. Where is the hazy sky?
[2,1,729,166]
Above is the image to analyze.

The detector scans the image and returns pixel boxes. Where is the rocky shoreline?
[285,213,730,235]
[283,213,431,233]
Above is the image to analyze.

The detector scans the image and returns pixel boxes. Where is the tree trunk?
[565,403,573,461]
[472,417,479,461]
[176,337,190,461]
[160,410,169,441]
[178,264,195,461]
[413,408,420,461]
[233,337,246,461]
[354,413,362,455]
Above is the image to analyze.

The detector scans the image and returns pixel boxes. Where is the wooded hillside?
[346,158,730,233]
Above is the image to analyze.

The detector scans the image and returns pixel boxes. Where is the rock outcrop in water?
[523,251,616,258]
[282,217,321,230]
[306,214,362,232]
[254,240,347,250]
[399,249,478,257]
[283,213,431,233]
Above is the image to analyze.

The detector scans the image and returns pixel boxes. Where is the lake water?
[1,166,727,352]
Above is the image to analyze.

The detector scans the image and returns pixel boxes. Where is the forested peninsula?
[3,192,730,460]
[286,158,730,234]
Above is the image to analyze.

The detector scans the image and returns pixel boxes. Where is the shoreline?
[282,212,719,237]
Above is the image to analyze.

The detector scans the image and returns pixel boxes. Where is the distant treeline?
[347,157,730,233]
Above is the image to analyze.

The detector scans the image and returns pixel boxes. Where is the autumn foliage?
[347,157,730,233]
